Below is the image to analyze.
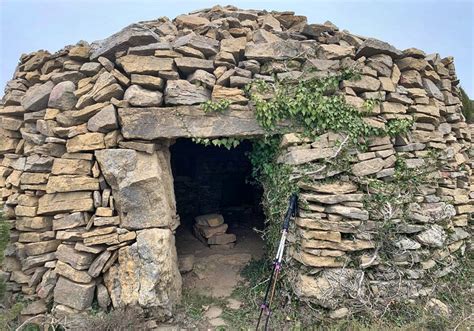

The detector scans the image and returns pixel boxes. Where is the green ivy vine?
[191,137,241,150]
[242,68,415,257]
[201,99,231,113]
[247,136,297,256]
[185,68,417,259]
[361,151,443,262]
[245,69,412,144]
[363,151,441,221]
[0,212,10,300]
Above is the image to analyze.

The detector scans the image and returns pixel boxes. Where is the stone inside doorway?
[170,139,265,298]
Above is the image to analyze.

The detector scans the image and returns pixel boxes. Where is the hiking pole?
[256,193,298,331]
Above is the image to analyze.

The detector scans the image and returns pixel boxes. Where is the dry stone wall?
[0,5,471,318]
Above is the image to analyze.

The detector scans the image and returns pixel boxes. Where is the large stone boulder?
[37,192,94,215]
[103,228,181,316]
[173,33,219,57]
[175,14,210,29]
[95,148,176,229]
[294,269,364,308]
[355,38,402,58]
[164,80,210,105]
[48,81,77,110]
[124,85,163,107]
[244,40,303,61]
[87,104,119,133]
[66,133,105,153]
[54,276,95,310]
[90,24,160,60]
[118,106,266,140]
[175,57,214,74]
[21,81,55,111]
[116,55,174,75]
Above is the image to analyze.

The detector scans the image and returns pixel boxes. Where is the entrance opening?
[170,138,265,297]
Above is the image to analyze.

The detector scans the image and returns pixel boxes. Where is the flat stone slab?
[118,106,266,140]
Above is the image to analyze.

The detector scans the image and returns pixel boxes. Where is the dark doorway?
[171,139,265,297]
[170,139,264,232]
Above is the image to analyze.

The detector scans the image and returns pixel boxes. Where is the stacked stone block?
[193,213,237,249]
[0,5,471,317]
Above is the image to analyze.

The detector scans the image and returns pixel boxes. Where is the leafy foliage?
[248,137,297,256]
[363,152,440,221]
[460,87,474,123]
[0,212,10,301]
[385,118,414,137]
[0,212,9,265]
[362,152,442,262]
[247,69,384,144]
[192,137,241,150]
[245,69,417,258]
[362,97,382,112]
[0,303,24,331]
[201,99,231,113]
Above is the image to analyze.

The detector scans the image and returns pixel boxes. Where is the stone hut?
[0,5,471,320]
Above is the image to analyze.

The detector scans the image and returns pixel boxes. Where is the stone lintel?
[118,106,267,140]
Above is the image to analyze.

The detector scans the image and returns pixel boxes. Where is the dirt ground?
[172,224,265,328]
[176,225,264,297]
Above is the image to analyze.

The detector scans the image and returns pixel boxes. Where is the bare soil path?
[176,225,264,298]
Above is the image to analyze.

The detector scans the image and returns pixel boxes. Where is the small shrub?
[65,306,145,331]
[460,87,474,123]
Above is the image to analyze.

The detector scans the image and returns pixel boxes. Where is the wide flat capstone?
[118,106,267,139]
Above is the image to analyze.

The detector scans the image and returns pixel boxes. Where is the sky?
[1,0,473,96]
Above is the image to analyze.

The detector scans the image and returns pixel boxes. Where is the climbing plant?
[201,99,231,113]
[247,69,377,141]
[362,151,441,220]
[247,136,297,255]
[460,87,474,123]
[361,151,443,263]
[243,69,415,257]
[184,67,418,259]
[191,137,241,150]
[173,105,241,150]
[0,212,10,301]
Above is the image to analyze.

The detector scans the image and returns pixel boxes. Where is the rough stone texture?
[97,283,111,309]
[51,159,92,175]
[21,81,55,111]
[37,192,94,215]
[48,81,77,111]
[87,104,118,133]
[104,228,181,314]
[55,260,93,283]
[164,80,210,105]
[90,24,160,60]
[351,158,384,176]
[175,57,214,74]
[54,277,95,310]
[46,175,99,193]
[95,148,176,229]
[118,106,266,139]
[116,55,174,75]
[0,6,471,320]
[66,133,105,152]
[130,74,164,90]
[356,38,402,58]
[298,181,357,194]
[124,85,163,107]
[245,40,303,61]
[56,244,95,270]
[88,250,112,277]
[175,14,210,29]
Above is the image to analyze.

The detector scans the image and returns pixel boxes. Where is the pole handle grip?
[282,193,298,230]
